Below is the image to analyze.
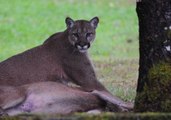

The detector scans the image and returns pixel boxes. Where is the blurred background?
[0,0,138,102]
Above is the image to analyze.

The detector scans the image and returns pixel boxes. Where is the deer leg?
[0,107,8,117]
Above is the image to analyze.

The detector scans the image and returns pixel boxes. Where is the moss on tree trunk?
[134,0,171,112]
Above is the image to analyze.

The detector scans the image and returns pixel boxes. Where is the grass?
[94,59,138,102]
[0,0,138,102]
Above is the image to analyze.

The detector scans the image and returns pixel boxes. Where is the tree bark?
[134,0,171,112]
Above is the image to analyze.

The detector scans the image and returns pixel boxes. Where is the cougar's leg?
[92,90,133,112]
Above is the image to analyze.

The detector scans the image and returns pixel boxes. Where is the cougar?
[0,17,133,112]
[0,17,104,90]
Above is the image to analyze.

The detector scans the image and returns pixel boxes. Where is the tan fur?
[0,82,105,116]
[0,86,25,109]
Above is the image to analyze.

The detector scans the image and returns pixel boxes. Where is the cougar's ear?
[90,17,99,29]
[65,17,74,28]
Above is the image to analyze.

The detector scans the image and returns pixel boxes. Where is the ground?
[94,59,138,102]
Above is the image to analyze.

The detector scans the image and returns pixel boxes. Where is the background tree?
[134,0,171,112]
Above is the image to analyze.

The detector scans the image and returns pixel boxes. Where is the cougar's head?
[65,17,99,53]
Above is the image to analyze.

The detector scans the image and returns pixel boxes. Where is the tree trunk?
[134,0,171,112]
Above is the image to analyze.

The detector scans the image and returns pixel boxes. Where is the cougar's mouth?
[75,43,90,53]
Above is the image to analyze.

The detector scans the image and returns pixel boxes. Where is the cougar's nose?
[79,42,87,47]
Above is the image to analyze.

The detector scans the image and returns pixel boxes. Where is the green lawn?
[0,0,138,102]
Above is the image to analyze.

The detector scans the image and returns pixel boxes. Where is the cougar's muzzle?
[75,42,90,53]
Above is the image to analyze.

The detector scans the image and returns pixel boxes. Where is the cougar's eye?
[72,33,79,38]
[86,33,93,37]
